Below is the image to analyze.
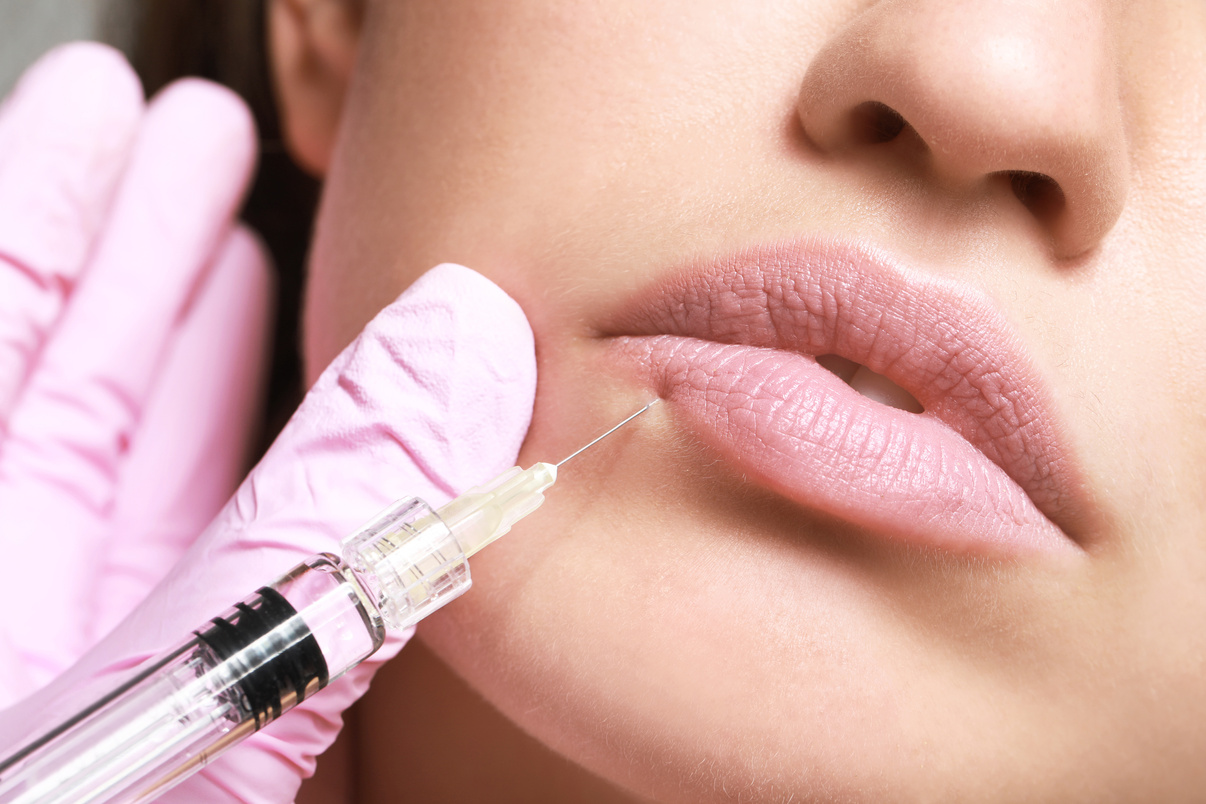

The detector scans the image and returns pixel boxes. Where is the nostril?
[849,101,907,144]
[1008,170,1065,221]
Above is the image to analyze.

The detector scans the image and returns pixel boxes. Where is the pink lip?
[604,237,1090,555]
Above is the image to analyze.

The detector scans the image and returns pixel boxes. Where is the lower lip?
[612,335,1076,556]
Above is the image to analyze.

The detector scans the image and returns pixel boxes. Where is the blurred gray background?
[1,0,108,96]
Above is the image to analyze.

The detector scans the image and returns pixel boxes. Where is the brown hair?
[106,0,320,445]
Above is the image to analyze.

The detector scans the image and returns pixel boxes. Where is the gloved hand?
[0,261,537,803]
[0,44,538,804]
[0,43,271,694]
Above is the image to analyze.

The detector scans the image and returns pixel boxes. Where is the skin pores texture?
[301,1,1206,801]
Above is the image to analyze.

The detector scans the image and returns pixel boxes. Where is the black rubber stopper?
[196,587,330,729]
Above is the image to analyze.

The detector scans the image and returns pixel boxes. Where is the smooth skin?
[276,1,1206,801]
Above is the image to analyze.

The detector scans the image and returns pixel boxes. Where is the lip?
[602,237,1090,556]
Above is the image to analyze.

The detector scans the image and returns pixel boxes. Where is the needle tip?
[555,398,659,468]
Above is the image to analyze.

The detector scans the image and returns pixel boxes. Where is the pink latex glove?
[0,262,537,803]
[0,45,538,804]
[0,43,272,694]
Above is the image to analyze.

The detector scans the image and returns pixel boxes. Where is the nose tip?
[797,0,1129,258]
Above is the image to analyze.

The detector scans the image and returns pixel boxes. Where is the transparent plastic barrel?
[0,555,384,804]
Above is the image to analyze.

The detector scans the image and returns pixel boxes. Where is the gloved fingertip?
[142,78,258,198]
[0,43,142,158]
[184,223,275,321]
[5,42,143,125]
[408,262,536,355]
[320,263,538,499]
[393,263,538,486]
[0,43,144,266]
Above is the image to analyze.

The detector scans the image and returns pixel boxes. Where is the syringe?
[0,401,657,804]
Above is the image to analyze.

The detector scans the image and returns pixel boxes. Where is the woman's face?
[302,1,1206,800]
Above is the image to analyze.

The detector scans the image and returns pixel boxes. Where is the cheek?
[1056,197,1206,554]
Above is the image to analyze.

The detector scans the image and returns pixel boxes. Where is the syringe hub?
[438,462,558,558]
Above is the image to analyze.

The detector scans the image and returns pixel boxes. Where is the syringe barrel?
[0,554,384,804]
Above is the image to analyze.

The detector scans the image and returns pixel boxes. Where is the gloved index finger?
[0,43,143,421]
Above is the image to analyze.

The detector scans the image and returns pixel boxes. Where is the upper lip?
[600,236,1092,545]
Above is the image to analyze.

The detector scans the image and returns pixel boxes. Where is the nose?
[797,0,1128,258]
